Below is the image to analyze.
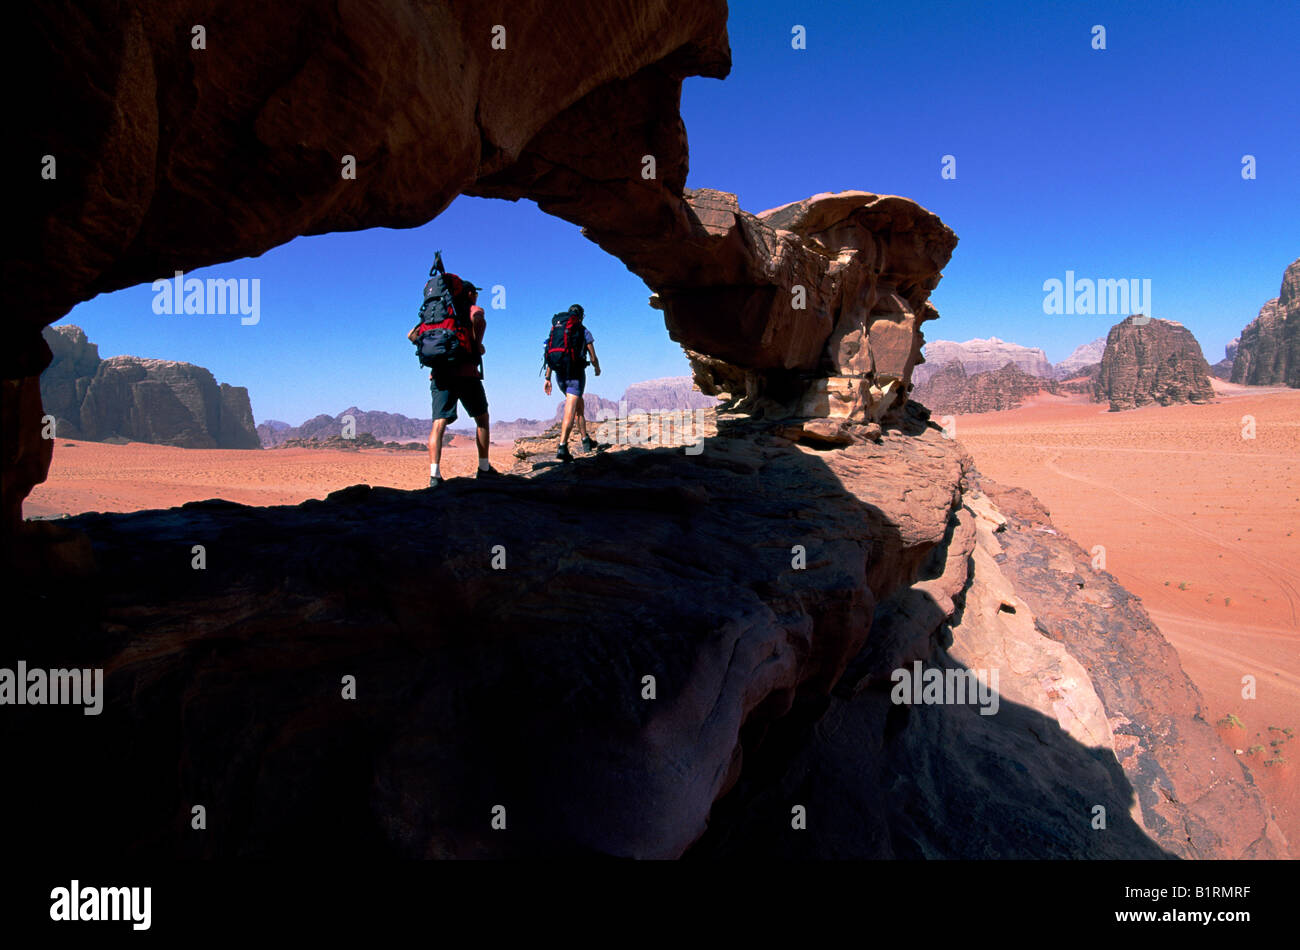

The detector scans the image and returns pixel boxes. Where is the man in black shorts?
[421,283,493,488]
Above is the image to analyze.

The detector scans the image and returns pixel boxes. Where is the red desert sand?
[24,436,513,516]
[956,381,1299,854]
[25,385,1300,853]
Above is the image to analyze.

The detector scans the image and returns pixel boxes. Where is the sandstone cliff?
[1230,258,1300,387]
[912,361,1058,414]
[1094,317,1215,411]
[913,337,1051,387]
[39,325,260,448]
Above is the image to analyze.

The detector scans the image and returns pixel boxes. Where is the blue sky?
[58,0,1299,424]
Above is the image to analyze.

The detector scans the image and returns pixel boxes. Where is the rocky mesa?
[912,337,1051,387]
[1094,316,1216,411]
[40,324,260,448]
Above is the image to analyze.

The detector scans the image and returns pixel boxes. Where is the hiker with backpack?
[542,304,605,462]
[408,253,495,488]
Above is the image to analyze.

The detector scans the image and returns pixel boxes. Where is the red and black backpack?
[413,255,474,370]
[544,310,586,377]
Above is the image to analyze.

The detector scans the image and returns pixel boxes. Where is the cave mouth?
[30,194,720,520]
[7,1,955,532]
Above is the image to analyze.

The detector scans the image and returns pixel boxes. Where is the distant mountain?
[259,407,434,446]
[255,419,294,444]
[914,337,1051,386]
[621,377,721,412]
[549,391,617,421]
[1052,338,1106,379]
[1210,338,1239,380]
[41,324,260,449]
[264,377,719,447]
[912,361,1058,414]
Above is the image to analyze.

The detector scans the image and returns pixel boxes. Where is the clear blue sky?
[58,0,1300,424]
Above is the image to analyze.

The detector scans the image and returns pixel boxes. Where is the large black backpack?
[543,311,586,377]
[413,253,474,370]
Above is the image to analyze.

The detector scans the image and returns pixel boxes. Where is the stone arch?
[6,0,954,527]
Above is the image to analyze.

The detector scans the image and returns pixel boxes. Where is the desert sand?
[956,383,1300,852]
[23,436,512,517]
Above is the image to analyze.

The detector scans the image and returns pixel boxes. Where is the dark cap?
[462,280,480,293]
[567,303,584,316]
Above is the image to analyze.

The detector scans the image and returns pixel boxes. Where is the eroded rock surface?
[912,360,1058,415]
[1094,317,1215,411]
[39,325,259,448]
[1231,258,1300,387]
[686,465,1286,859]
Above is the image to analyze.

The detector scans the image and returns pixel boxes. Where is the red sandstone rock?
[1094,316,1215,411]
[1231,258,1300,387]
[912,360,1058,414]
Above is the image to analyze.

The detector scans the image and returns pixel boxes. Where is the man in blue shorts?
[414,282,494,488]
[543,304,603,462]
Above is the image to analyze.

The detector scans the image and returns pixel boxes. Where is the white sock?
[430,463,440,477]
[478,458,490,472]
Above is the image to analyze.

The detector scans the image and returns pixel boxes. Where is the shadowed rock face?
[691,477,1286,859]
[1231,258,1300,387]
[1094,316,1215,411]
[39,326,260,448]
[37,325,101,433]
[5,414,1283,858]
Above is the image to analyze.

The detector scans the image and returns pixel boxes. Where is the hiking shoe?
[474,466,500,478]
[556,443,573,462]
[427,475,443,489]
[581,436,609,453]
